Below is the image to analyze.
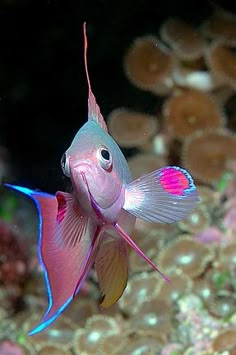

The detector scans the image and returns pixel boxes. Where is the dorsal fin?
[83,22,108,132]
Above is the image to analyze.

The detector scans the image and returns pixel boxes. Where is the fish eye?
[98,146,112,170]
[61,153,70,177]
[101,148,110,161]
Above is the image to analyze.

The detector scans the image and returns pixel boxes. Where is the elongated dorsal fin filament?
[83,22,108,132]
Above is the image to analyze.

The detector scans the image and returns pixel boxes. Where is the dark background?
[0,0,235,192]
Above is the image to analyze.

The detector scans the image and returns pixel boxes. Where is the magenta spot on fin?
[160,166,193,196]
[56,193,66,223]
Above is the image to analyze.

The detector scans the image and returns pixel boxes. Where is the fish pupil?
[101,148,110,161]
[61,153,66,169]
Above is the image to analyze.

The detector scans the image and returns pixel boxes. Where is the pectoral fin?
[123,166,199,223]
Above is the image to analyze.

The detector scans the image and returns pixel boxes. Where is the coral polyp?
[158,236,214,278]
[156,268,193,305]
[72,315,122,355]
[160,18,206,61]
[118,272,161,316]
[212,328,236,353]
[202,7,236,46]
[124,35,175,94]
[163,89,225,140]
[107,109,158,148]
[182,129,236,184]
[206,42,236,90]
[178,205,211,234]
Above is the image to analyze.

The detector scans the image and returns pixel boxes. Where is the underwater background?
[1,0,236,354]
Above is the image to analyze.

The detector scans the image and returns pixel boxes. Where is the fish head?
[61,120,131,220]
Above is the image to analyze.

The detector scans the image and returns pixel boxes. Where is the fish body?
[4,23,199,335]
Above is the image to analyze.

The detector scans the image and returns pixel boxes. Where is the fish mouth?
[70,158,120,210]
[79,171,104,221]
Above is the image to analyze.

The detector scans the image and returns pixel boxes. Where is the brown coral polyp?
[202,9,236,46]
[206,42,236,90]
[128,153,165,180]
[220,243,236,270]
[197,185,219,209]
[118,272,161,316]
[178,205,211,234]
[163,89,225,140]
[212,328,236,352]
[73,315,121,355]
[160,18,206,61]
[182,129,236,184]
[124,35,175,94]
[158,236,214,278]
[129,299,171,340]
[119,336,162,354]
[37,343,71,355]
[107,109,158,148]
[156,268,193,305]
[207,293,235,318]
[24,314,76,349]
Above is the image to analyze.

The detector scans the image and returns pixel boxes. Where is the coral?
[0,218,31,315]
[194,226,224,245]
[133,217,177,242]
[161,343,184,355]
[206,42,236,90]
[220,244,236,272]
[124,35,175,95]
[37,342,71,355]
[178,205,211,234]
[0,219,29,286]
[199,264,236,320]
[156,268,193,305]
[107,108,158,148]
[207,292,236,319]
[158,236,214,278]
[163,89,225,140]
[201,7,236,46]
[127,153,166,180]
[197,186,220,210]
[182,129,236,184]
[129,299,171,341]
[175,294,224,352]
[0,339,35,355]
[212,327,236,353]
[193,278,213,305]
[173,67,215,92]
[63,297,99,327]
[118,272,161,316]
[23,314,76,350]
[119,335,163,355]
[223,205,236,231]
[160,18,206,61]
[72,315,122,355]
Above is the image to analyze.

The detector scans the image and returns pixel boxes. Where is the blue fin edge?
[4,184,73,335]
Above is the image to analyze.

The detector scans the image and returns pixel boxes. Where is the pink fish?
[5,23,198,335]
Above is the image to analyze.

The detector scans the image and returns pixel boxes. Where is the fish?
[4,22,199,335]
